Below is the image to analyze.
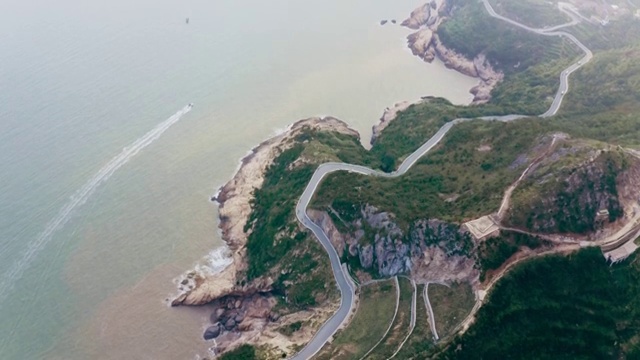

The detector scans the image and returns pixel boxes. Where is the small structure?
[463,215,500,242]
[604,241,639,263]
[595,208,610,223]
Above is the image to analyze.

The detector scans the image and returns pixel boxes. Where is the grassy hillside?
[439,0,581,114]
[243,128,374,310]
[487,0,570,28]
[366,277,414,359]
[391,284,435,359]
[562,46,640,114]
[506,146,629,234]
[313,119,549,229]
[440,0,574,73]
[429,282,476,339]
[316,279,398,360]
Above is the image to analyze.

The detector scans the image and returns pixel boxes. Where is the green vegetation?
[507,149,628,234]
[277,321,303,337]
[392,284,435,359]
[314,119,549,229]
[367,277,414,359]
[243,3,640,312]
[488,0,570,28]
[441,0,574,73]
[428,282,476,339]
[477,231,550,281]
[572,18,640,51]
[563,47,640,114]
[439,249,640,359]
[316,280,398,360]
[219,344,258,360]
[439,0,581,114]
[369,99,510,165]
[243,129,373,310]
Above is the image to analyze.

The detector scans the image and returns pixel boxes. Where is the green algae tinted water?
[0,0,477,358]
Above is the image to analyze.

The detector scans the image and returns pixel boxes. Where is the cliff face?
[402,1,504,104]
[506,146,640,235]
[309,205,478,284]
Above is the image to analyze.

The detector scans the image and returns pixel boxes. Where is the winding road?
[290,2,594,359]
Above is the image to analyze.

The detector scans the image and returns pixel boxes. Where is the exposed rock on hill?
[309,205,478,284]
[506,144,640,235]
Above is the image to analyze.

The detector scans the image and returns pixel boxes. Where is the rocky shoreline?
[172,117,359,307]
[170,117,358,355]
[403,0,503,104]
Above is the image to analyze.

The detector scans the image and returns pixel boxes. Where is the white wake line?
[0,105,193,307]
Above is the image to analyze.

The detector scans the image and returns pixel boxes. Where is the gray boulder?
[203,325,221,340]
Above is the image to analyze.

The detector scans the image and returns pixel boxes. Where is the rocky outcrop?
[402,1,504,104]
[431,35,478,77]
[401,2,433,29]
[171,117,359,307]
[170,117,359,357]
[506,146,640,235]
[469,54,504,103]
[201,292,339,357]
[371,100,424,145]
[407,29,436,61]
[203,294,276,341]
[309,206,479,284]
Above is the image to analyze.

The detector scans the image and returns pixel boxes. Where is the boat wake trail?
[0,104,193,308]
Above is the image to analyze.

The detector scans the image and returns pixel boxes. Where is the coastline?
[172,117,359,307]
[171,0,495,355]
[170,117,360,355]
[403,0,504,104]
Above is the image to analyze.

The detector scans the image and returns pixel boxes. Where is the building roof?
[464,216,500,241]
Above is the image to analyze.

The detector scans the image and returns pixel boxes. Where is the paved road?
[290,2,593,359]
[480,0,593,118]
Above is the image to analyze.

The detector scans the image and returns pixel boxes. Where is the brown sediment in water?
[47,260,213,360]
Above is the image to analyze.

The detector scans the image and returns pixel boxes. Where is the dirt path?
[423,283,440,341]
[497,134,561,221]
[387,278,417,359]
[359,277,401,360]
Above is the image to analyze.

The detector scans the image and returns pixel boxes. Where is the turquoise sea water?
[0,0,477,358]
